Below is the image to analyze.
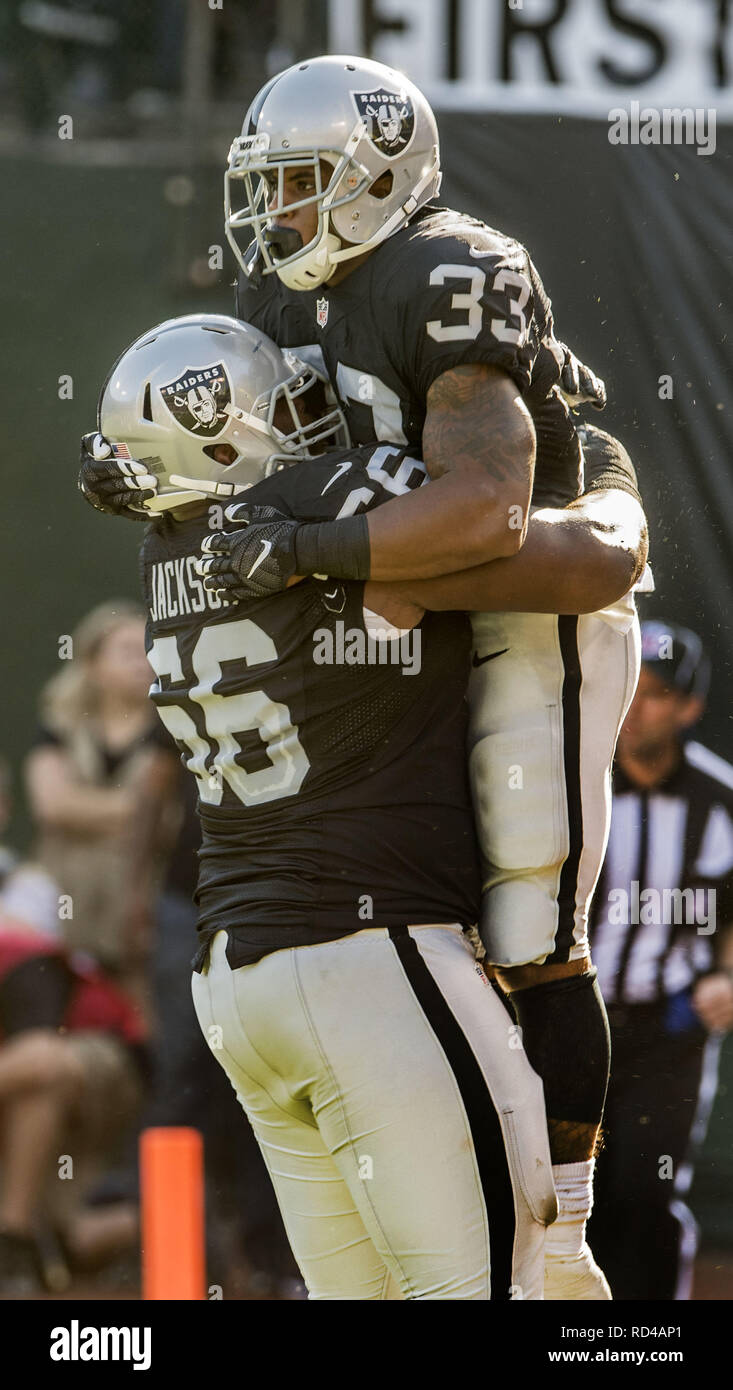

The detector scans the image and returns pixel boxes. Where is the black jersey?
[236,204,582,507]
[139,444,481,970]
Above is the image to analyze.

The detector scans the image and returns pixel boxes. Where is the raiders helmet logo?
[159,363,232,440]
[351,89,415,158]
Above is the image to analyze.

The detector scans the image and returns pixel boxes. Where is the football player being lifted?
[218,54,646,1300]
[80,305,647,1299]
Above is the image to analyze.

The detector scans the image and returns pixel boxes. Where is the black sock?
[507,969,610,1126]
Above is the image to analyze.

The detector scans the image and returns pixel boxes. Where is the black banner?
[437,111,733,752]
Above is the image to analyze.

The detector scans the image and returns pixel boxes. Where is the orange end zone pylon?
[140,1127,206,1300]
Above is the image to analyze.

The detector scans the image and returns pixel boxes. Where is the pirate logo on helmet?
[351,89,415,158]
[159,363,232,440]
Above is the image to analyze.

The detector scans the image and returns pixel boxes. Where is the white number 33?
[426,263,531,347]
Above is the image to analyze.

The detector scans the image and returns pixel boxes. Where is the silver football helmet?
[225,53,441,291]
[98,314,348,511]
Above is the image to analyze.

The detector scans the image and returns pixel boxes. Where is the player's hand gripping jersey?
[140,444,481,970]
[236,205,587,507]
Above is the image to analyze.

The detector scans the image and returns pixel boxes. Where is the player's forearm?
[414,362,536,569]
[362,459,532,581]
[378,494,646,613]
[200,364,537,593]
[361,387,536,582]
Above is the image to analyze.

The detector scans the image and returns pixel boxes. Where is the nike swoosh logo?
[468,245,496,258]
[321,460,352,495]
[324,587,340,600]
[472,647,509,668]
[246,539,272,579]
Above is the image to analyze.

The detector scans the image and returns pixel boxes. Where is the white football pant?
[192,923,557,1300]
[469,594,642,966]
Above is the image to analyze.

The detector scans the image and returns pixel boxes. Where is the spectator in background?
[588,620,733,1299]
[140,738,303,1298]
[0,912,150,1295]
[0,755,68,938]
[22,603,299,1295]
[24,601,172,1016]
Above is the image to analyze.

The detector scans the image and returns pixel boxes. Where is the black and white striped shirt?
[590,742,733,1005]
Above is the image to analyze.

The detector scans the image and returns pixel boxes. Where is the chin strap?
[274,223,342,291]
[242,240,265,287]
[330,154,441,268]
[145,477,252,512]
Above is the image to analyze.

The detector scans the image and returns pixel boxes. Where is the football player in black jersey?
[87,312,557,1301]
[79,312,647,1300]
[216,53,636,1298]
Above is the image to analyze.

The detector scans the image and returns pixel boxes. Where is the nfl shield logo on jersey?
[316,298,329,328]
[351,89,415,158]
[159,363,231,440]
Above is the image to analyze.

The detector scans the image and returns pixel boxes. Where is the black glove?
[558,346,607,411]
[78,432,158,519]
[196,501,371,602]
[196,504,301,601]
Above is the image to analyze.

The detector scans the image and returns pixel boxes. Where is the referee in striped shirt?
[587,619,733,1300]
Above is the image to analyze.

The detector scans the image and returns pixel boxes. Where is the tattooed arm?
[367,489,648,620]
[359,364,535,581]
[195,365,536,600]
[365,423,648,621]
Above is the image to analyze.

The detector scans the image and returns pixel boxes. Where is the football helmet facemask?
[97,314,348,512]
[225,54,441,292]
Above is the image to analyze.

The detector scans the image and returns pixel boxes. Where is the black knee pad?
[509,969,610,1125]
